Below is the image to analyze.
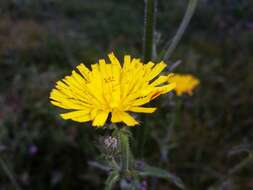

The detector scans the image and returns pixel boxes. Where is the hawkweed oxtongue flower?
[50,53,176,127]
[168,73,199,96]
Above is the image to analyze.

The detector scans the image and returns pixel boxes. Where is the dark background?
[0,0,253,189]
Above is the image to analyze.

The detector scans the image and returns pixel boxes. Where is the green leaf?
[138,164,185,189]
[105,171,120,190]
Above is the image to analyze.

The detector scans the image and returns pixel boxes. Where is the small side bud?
[104,136,118,150]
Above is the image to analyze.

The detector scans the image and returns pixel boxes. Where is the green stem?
[143,0,157,63]
[139,0,157,159]
[0,157,22,190]
[119,128,132,173]
[163,0,198,61]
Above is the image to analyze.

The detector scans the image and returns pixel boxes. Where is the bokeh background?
[0,0,253,189]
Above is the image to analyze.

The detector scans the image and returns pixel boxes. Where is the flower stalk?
[139,0,158,158]
[143,0,157,63]
[118,128,133,174]
[163,0,198,61]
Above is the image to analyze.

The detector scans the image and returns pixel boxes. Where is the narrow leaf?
[138,164,185,189]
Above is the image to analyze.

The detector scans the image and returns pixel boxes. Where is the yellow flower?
[50,53,175,127]
[168,73,200,96]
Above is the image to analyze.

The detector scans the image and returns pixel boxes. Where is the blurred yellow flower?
[168,74,199,96]
[50,53,176,127]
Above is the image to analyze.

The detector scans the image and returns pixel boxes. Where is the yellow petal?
[66,115,91,123]
[123,55,131,71]
[146,61,166,81]
[50,86,92,109]
[50,89,67,100]
[111,110,122,123]
[144,61,155,75]
[92,110,109,127]
[50,95,90,109]
[150,76,168,87]
[60,110,90,119]
[131,96,151,107]
[72,115,91,122]
[91,109,98,120]
[99,59,107,72]
[149,83,176,100]
[109,52,121,68]
[71,70,87,86]
[76,63,90,80]
[110,64,121,107]
[120,112,139,126]
[86,67,105,104]
[159,82,176,94]
[111,111,138,126]
[145,61,155,69]
[129,107,157,113]
[50,101,70,109]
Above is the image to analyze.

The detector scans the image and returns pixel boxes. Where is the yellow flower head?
[168,73,200,96]
[50,53,175,127]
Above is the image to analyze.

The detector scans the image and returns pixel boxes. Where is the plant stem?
[143,0,157,63]
[0,157,22,190]
[139,0,157,159]
[163,0,198,61]
[119,128,132,173]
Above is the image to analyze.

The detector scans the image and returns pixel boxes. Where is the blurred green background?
[0,0,253,189]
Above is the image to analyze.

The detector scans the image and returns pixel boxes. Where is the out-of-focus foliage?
[0,0,253,189]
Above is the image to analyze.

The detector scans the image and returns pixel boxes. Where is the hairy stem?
[119,128,132,173]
